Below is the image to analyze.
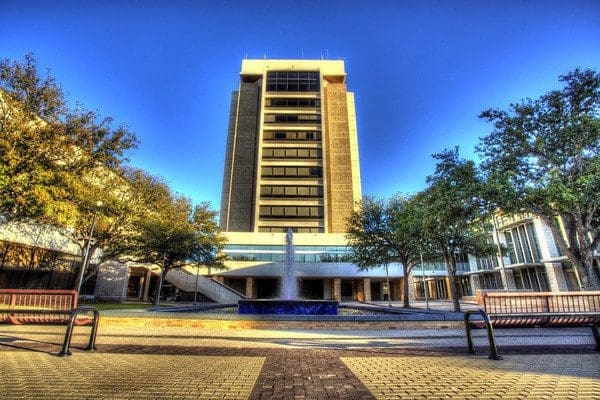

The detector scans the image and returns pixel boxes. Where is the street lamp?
[76,201,103,293]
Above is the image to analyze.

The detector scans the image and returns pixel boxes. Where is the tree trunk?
[444,254,461,312]
[538,213,600,290]
[402,264,410,308]
[153,268,167,306]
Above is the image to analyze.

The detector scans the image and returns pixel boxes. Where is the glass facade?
[223,244,350,263]
[266,71,320,92]
[503,222,542,264]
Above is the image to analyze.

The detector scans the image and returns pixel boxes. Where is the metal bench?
[0,289,99,356]
[464,292,600,360]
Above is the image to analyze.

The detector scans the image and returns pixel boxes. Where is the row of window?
[262,148,322,160]
[228,252,347,263]
[503,223,542,264]
[260,185,323,198]
[476,256,498,271]
[225,244,349,251]
[259,206,324,219]
[264,114,321,124]
[263,131,321,141]
[266,71,320,92]
[261,166,323,178]
[265,98,320,108]
[257,227,325,233]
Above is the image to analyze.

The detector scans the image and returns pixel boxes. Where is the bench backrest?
[0,289,79,324]
[482,291,600,327]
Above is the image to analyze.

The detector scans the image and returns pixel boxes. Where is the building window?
[513,266,549,291]
[503,222,542,265]
[261,166,322,178]
[263,114,321,124]
[259,206,323,219]
[266,71,320,92]
[263,131,322,142]
[265,98,320,108]
[262,148,322,160]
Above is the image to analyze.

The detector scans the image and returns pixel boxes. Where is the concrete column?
[502,268,518,291]
[363,278,371,302]
[445,277,452,299]
[356,279,365,302]
[391,279,402,301]
[407,274,416,301]
[333,278,342,301]
[245,277,255,299]
[544,262,569,292]
[470,274,482,292]
[142,269,152,302]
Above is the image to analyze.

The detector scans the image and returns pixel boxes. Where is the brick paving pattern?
[0,353,264,400]
[342,355,600,400]
[0,325,599,399]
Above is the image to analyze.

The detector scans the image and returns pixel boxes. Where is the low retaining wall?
[99,316,463,330]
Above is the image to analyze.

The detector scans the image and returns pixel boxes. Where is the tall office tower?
[220,59,361,234]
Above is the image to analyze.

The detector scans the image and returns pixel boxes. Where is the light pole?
[420,252,430,310]
[75,201,103,293]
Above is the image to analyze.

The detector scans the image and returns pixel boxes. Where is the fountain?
[238,228,338,315]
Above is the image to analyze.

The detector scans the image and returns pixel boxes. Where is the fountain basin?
[238,299,338,315]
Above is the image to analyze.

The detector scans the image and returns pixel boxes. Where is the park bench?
[464,291,600,360]
[0,289,99,356]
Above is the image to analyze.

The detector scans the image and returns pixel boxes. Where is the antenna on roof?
[326,49,329,59]
[263,53,267,59]
[245,53,248,59]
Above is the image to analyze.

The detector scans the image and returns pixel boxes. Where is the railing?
[464,310,503,360]
[0,305,100,356]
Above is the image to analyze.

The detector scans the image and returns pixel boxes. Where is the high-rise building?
[215,59,405,301]
[220,59,361,234]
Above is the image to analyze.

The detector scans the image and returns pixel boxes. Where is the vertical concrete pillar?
[407,274,416,301]
[445,277,452,299]
[363,278,371,302]
[245,277,255,299]
[544,262,570,292]
[356,279,365,302]
[142,269,152,302]
[502,269,518,291]
[427,280,436,300]
[391,279,402,301]
[333,278,342,301]
[470,274,482,292]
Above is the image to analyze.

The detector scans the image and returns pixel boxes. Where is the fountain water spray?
[282,228,297,300]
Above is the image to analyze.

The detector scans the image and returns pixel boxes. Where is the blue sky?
[1,0,599,208]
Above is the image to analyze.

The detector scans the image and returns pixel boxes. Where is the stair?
[165,269,245,304]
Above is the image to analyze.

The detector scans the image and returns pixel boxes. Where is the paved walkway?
[1,323,599,399]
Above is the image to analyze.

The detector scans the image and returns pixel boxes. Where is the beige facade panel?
[323,83,355,233]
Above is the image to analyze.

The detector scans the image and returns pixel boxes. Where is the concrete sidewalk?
[1,320,599,399]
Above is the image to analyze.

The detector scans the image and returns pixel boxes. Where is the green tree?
[0,54,137,225]
[478,68,600,289]
[420,148,497,312]
[346,195,427,307]
[103,176,227,305]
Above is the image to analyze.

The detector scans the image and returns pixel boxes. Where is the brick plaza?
[1,321,599,399]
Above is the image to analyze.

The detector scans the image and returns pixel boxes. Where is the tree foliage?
[0,54,137,225]
[420,148,497,311]
[103,173,227,305]
[478,68,600,289]
[346,195,428,307]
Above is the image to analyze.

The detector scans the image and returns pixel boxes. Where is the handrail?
[464,310,502,360]
[57,306,100,357]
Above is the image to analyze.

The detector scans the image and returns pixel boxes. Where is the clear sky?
[1,0,599,208]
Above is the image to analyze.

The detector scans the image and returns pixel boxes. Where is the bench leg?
[591,324,600,351]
